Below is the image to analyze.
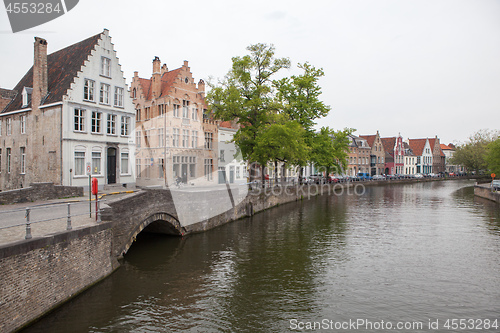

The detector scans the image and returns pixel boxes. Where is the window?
[107,114,116,135]
[192,107,198,121]
[182,100,189,118]
[92,151,101,175]
[189,156,196,178]
[101,57,111,77]
[7,148,11,173]
[236,166,240,179]
[0,120,2,136]
[121,116,130,136]
[74,109,86,132]
[121,152,129,174]
[182,129,189,147]
[220,150,225,162]
[91,111,102,133]
[173,104,180,117]
[114,87,124,107]
[173,128,180,147]
[159,104,166,117]
[132,88,137,99]
[158,128,164,147]
[20,115,26,134]
[172,156,179,178]
[136,131,141,148]
[20,147,26,174]
[136,108,141,122]
[22,88,31,107]
[204,159,213,180]
[100,83,110,104]
[74,151,85,176]
[204,132,213,149]
[84,79,95,101]
[0,148,2,173]
[6,118,12,135]
[136,158,141,178]
[192,131,198,148]
[144,107,150,120]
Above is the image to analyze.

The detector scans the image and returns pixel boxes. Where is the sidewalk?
[0,188,139,246]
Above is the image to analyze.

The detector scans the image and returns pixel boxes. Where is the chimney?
[152,56,161,99]
[161,63,168,76]
[33,37,48,108]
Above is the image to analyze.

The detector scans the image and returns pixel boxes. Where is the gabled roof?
[137,68,182,100]
[359,134,376,148]
[408,139,427,156]
[440,144,452,151]
[428,138,445,157]
[381,137,396,154]
[2,32,102,114]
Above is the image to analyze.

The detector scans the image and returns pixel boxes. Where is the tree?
[486,139,500,175]
[450,129,499,173]
[206,43,290,182]
[310,127,353,177]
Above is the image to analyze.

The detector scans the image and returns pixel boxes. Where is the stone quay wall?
[0,182,83,205]
[0,223,118,333]
[474,184,500,204]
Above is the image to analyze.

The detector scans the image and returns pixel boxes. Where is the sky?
[1,0,499,144]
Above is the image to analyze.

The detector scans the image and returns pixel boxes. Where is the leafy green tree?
[206,43,290,181]
[451,129,499,173]
[310,127,353,177]
[486,139,500,175]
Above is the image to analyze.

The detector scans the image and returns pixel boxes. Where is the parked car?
[372,175,386,181]
[357,172,372,181]
[491,180,500,191]
[414,173,424,179]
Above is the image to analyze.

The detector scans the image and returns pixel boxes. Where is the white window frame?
[192,130,198,148]
[101,57,111,77]
[121,116,130,136]
[173,104,180,117]
[100,83,110,105]
[114,87,124,107]
[92,150,102,175]
[74,150,86,176]
[107,114,117,135]
[6,118,12,136]
[136,131,141,148]
[7,148,11,173]
[120,151,129,175]
[84,79,95,102]
[20,115,26,134]
[91,111,102,134]
[20,147,26,174]
[182,100,190,119]
[74,108,86,132]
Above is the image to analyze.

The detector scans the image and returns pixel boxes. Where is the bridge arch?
[119,212,185,256]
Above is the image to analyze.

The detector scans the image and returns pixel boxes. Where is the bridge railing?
[0,200,103,244]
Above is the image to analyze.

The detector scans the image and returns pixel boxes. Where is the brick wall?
[0,223,117,333]
[0,182,83,204]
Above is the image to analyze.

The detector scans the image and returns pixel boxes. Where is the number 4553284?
[444,319,498,330]
[6,2,62,14]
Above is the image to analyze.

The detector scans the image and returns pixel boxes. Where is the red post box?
[91,177,98,195]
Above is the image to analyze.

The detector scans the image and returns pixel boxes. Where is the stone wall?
[0,182,83,205]
[0,222,118,333]
[474,184,500,203]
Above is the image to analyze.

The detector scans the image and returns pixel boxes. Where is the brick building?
[346,134,371,176]
[359,130,385,176]
[130,57,218,187]
[0,30,135,191]
[381,134,404,175]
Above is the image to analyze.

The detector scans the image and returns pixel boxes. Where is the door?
[107,147,116,184]
[229,166,235,183]
[218,167,226,184]
[181,164,188,183]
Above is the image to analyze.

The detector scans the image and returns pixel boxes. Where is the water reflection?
[22,180,500,333]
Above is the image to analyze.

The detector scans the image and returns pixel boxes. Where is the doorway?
[107,147,116,184]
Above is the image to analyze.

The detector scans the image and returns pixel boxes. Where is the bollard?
[67,203,72,230]
[25,208,32,239]
[97,199,101,223]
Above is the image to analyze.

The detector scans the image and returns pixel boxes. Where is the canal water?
[23,180,500,332]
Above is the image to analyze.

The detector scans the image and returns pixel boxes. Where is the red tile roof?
[381,137,396,155]
[2,32,102,113]
[359,134,376,148]
[137,68,182,100]
[440,143,452,150]
[408,139,427,156]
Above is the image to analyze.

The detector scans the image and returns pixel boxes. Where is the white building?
[0,30,135,190]
[218,121,247,184]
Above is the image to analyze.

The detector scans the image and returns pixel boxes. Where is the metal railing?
[0,200,103,242]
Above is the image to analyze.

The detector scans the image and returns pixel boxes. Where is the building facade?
[130,57,218,187]
[346,135,371,176]
[0,30,135,191]
[360,130,385,176]
[218,121,247,184]
[381,134,404,175]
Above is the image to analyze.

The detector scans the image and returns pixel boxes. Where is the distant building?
[403,142,417,175]
[346,134,371,176]
[359,130,385,176]
[218,121,246,184]
[408,136,444,174]
[381,134,404,175]
[130,57,218,187]
[0,30,135,190]
[440,143,464,174]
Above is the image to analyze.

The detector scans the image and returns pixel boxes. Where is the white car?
[414,173,424,179]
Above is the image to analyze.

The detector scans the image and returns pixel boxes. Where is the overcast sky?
[1,0,499,144]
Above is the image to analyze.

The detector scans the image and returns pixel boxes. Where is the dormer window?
[22,87,32,107]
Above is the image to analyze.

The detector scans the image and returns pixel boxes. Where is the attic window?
[185,77,189,84]
[22,87,32,107]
